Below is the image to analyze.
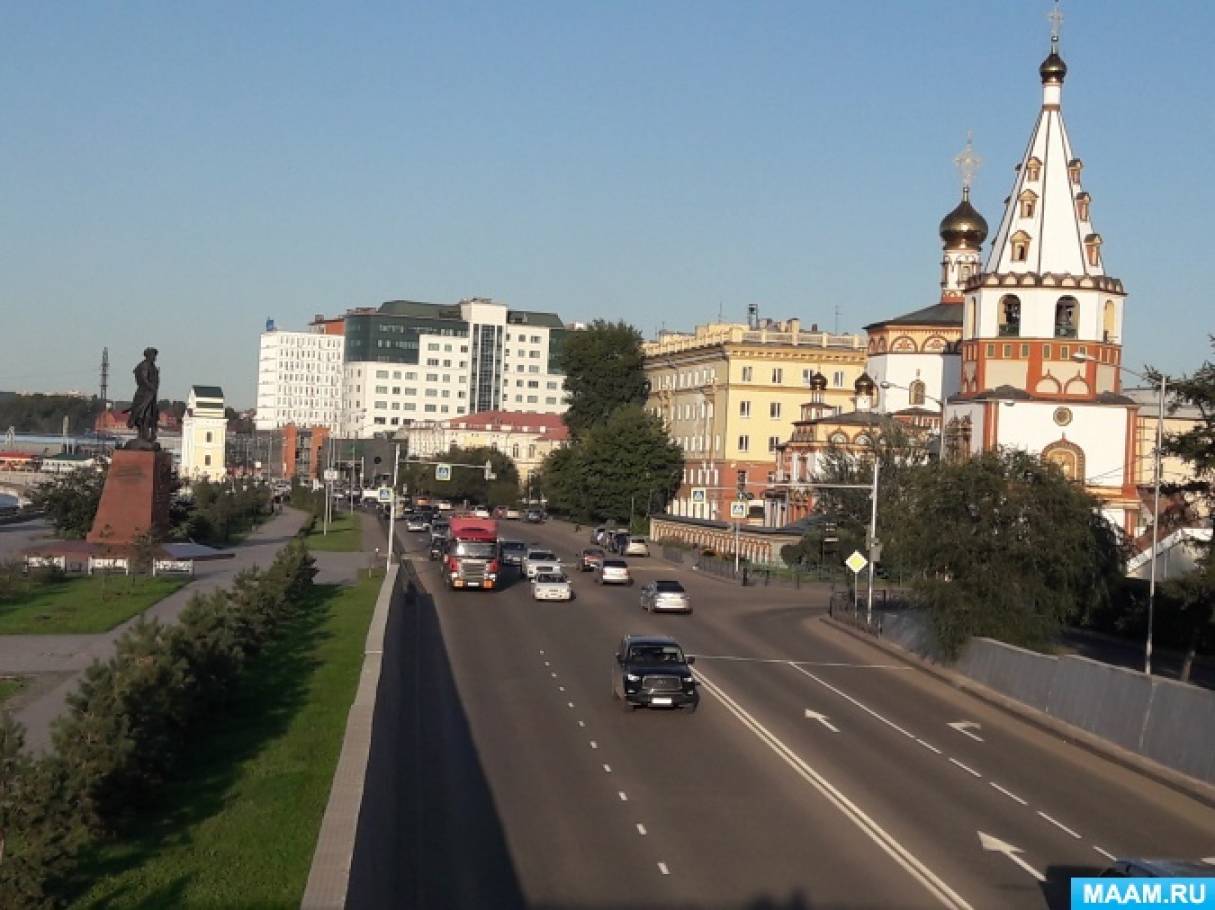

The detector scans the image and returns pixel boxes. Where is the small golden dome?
[939,191,989,249]
[1040,50,1067,84]
[807,371,828,391]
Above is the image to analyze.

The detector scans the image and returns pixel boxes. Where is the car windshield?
[454,541,496,558]
[528,551,556,561]
[630,537,646,544]
[585,548,604,556]
[628,644,685,664]
[535,573,565,584]
[655,581,685,593]
[503,542,526,552]
[604,560,627,568]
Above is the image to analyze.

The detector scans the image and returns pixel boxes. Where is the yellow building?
[396,410,569,482]
[643,316,867,520]
[180,385,227,482]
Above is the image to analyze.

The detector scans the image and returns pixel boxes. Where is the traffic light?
[484,459,495,481]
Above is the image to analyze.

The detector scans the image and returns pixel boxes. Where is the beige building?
[180,385,227,482]
[397,410,569,482]
[643,314,867,521]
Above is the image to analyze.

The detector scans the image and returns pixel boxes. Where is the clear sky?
[2,1,1211,409]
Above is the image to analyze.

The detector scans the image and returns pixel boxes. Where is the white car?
[523,548,560,579]
[624,536,650,557]
[473,507,491,519]
[505,508,521,520]
[532,572,573,601]
[595,559,632,585]
[404,516,428,532]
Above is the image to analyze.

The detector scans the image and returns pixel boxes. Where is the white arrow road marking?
[804,709,840,733]
[948,721,985,742]
[978,832,1045,883]
[1203,857,1215,866]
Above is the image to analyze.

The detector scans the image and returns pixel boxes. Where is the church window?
[1060,345,1070,361]
[829,432,848,446]
[1085,234,1103,268]
[909,381,926,406]
[855,434,873,448]
[1010,231,1031,263]
[1043,438,1085,482]
[1068,158,1083,185]
[1019,190,1038,219]
[1042,343,1052,359]
[1002,344,1012,358]
[1103,300,1117,342]
[986,343,995,357]
[1076,193,1091,222]
[1021,344,1030,358]
[1025,157,1042,181]
[1054,297,1078,338]
[998,295,1021,336]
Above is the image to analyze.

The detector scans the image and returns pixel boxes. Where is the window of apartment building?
[374,417,386,424]
[444,344,452,352]
[516,364,525,372]
[427,358,439,366]
[527,395,538,403]
[530,335,541,343]
[515,395,523,402]
[529,350,540,358]
[390,417,400,425]
[546,381,557,389]
[391,402,400,410]
[424,405,436,413]
[441,405,449,413]
[376,370,388,379]
[441,389,450,398]
[771,368,783,384]
[770,402,781,419]
[425,389,437,397]
[529,366,539,373]
[739,400,751,418]
[768,436,780,452]
[392,370,401,379]
[403,387,416,396]
[832,370,845,387]
[741,366,753,382]
[391,386,400,394]
[204,454,211,466]
[405,371,417,380]
[545,397,556,404]
[426,373,439,381]
[527,380,539,388]
[459,361,466,369]
[374,400,387,409]
[737,435,750,452]
[457,390,465,398]
[428,343,440,351]
[442,359,451,367]
[404,403,416,411]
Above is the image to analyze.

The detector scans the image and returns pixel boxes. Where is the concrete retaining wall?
[871,611,1215,788]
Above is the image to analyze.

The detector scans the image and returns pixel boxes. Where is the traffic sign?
[435,463,452,481]
[377,487,392,502]
[690,487,707,504]
[323,468,339,482]
[845,550,868,574]
[729,501,747,519]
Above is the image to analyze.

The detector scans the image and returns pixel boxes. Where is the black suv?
[612,635,698,711]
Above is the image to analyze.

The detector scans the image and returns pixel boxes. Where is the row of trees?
[0,539,318,907]
[536,321,682,525]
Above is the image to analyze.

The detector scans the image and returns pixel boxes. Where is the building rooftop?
[191,385,224,400]
[865,302,963,331]
[445,410,569,439]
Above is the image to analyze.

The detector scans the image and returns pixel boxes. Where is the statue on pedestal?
[124,347,161,451]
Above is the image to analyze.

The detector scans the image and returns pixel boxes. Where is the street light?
[1072,351,1165,676]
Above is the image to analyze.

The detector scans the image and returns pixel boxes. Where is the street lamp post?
[386,442,401,573]
[1073,353,1166,676]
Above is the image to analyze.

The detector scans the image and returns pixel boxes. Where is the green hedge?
[0,540,317,908]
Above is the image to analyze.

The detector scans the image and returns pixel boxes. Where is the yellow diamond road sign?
[845,550,868,574]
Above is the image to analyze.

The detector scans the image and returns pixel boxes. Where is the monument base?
[86,449,174,546]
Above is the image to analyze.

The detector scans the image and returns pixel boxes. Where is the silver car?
[640,580,691,613]
[523,549,560,579]
[532,572,573,601]
[595,558,632,586]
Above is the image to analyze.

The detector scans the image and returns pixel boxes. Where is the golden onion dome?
[807,371,828,391]
[939,190,989,249]
[854,372,876,395]
[1040,50,1067,84]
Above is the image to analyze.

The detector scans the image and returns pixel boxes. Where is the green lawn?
[0,575,189,635]
[0,676,25,704]
[303,510,363,552]
[68,572,382,909]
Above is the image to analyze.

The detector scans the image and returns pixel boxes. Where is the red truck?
[444,516,501,590]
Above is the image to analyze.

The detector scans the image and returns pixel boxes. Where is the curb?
[301,563,400,910]
[820,615,1215,811]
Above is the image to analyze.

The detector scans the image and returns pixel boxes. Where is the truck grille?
[643,675,683,693]
[460,561,486,581]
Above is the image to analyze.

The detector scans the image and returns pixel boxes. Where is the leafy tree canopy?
[0,394,99,435]
[399,445,520,507]
[30,467,107,539]
[557,320,648,437]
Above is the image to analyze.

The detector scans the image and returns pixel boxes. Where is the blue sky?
[2,1,1211,408]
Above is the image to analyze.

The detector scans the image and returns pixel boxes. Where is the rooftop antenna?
[833,304,841,335]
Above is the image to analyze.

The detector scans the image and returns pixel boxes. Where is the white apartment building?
[340,298,569,438]
[255,321,344,431]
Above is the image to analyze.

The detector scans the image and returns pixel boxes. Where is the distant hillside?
[0,393,100,434]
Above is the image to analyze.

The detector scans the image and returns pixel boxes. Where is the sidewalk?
[4,507,310,752]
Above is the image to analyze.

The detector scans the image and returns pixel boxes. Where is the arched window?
[1075,193,1091,222]
[909,380,927,406]
[1010,231,1031,263]
[1019,189,1038,219]
[1043,438,1085,482]
[1054,297,1078,338]
[1068,158,1083,185]
[829,432,848,446]
[854,434,873,448]
[1085,233,1103,268]
[1102,300,1117,343]
[1025,157,1042,181]
[998,295,1021,336]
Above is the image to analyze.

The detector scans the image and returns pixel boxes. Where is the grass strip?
[0,676,26,704]
[0,576,188,635]
[303,510,363,552]
[67,572,381,909]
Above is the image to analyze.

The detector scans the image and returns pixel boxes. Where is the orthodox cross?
[1048,2,1063,47]
[954,131,982,197]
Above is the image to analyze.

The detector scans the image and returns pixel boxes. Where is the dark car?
[1099,859,1215,878]
[500,540,528,568]
[578,547,606,572]
[612,634,698,711]
[525,509,545,523]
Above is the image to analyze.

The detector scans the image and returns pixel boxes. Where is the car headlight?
[625,673,641,682]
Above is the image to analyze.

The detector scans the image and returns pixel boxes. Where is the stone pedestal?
[87,449,173,546]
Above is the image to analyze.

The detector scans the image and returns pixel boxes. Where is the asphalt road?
[385,518,1215,910]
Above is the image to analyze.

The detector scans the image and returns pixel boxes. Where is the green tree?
[578,406,683,523]
[535,446,586,517]
[557,320,648,437]
[0,394,99,435]
[405,445,519,506]
[30,467,107,540]
[890,449,1125,658]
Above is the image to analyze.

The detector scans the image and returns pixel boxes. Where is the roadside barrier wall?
[868,610,1215,787]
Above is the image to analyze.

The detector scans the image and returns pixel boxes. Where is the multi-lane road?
[384,517,1215,909]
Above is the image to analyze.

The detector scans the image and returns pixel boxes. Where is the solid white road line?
[618,791,628,802]
[916,739,943,755]
[1093,846,1117,862]
[636,823,647,836]
[657,862,670,875]
[988,782,1028,806]
[949,758,982,779]
[1036,811,1081,840]
[696,668,973,910]
[696,655,909,669]
[790,663,916,739]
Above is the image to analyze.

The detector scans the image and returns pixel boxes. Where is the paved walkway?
[4,508,318,752]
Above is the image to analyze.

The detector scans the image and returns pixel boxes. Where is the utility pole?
[386,442,400,572]
[866,458,880,623]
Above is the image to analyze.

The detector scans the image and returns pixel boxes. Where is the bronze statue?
[124,347,161,450]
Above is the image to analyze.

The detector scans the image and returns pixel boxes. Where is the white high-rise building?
[340,298,569,438]
[255,321,344,431]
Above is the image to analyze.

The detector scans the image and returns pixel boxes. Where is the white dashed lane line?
[577,720,586,728]
[1093,846,1117,862]
[636,823,648,836]
[603,764,613,773]
[948,758,982,779]
[1037,811,1082,840]
[589,740,598,750]
[567,701,575,709]
[657,862,670,875]
[618,791,628,802]
[989,782,1028,806]
[916,739,942,755]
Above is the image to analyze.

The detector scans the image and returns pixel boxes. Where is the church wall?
[996,401,1130,489]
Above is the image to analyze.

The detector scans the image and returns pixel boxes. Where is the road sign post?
[435,463,452,482]
[845,550,868,616]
